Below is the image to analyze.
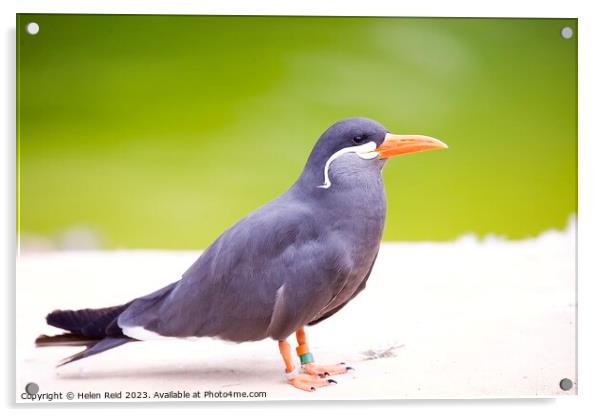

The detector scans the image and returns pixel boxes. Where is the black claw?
[346,366,354,371]
[328,379,337,384]
[310,387,316,391]
[339,362,346,365]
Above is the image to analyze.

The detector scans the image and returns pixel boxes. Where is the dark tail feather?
[39,303,134,366]
[35,333,99,347]
[46,303,130,338]
[57,337,132,367]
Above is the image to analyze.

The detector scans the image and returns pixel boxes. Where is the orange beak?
[376,133,448,159]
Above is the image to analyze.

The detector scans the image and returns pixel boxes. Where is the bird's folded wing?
[118,200,354,342]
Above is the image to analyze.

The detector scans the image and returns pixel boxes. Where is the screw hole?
[560,26,573,39]
[26,22,40,35]
[25,382,39,395]
[559,378,573,391]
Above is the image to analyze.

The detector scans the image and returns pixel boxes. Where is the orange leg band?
[295,327,314,364]
[296,343,310,356]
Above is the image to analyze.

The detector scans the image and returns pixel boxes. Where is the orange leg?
[278,340,335,392]
[295,327,352,377]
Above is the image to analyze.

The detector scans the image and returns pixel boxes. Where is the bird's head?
[303,118,448,189]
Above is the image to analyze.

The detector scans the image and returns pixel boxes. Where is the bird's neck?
[288,161,387,261]
[290,155,387,225]
[293,153,386,195]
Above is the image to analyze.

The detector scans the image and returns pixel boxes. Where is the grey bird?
[36,118,447,391]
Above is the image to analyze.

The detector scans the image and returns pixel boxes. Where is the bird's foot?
[302,362,352,377]
[287,372,337,392]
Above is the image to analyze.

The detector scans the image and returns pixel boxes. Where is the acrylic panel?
[16,14,576,401]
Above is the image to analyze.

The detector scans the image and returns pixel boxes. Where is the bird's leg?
[295,327,351,377]
[278,340,335,391]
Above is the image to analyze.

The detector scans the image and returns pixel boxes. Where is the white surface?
[16,220,576,401]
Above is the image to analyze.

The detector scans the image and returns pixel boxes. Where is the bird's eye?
[352,135,364,145]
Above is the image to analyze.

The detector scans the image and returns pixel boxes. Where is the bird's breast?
[316,187,385,309]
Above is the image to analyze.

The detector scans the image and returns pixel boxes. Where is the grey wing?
[118,200,354,342]
[307,252,378,326]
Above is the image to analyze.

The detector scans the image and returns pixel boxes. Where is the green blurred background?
[17,15,577,250]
